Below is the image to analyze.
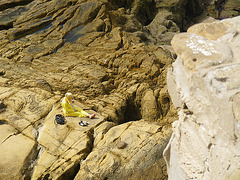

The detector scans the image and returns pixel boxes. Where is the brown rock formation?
[0,0,183,179]
[1,0,238,179]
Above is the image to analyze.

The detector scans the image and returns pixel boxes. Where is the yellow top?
[61,97,89,117]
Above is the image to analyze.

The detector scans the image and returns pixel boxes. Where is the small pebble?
[117,141,127,149]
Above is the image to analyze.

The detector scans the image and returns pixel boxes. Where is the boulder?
[164,16,240,180]
[74,120,170,180]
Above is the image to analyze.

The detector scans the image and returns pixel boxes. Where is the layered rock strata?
[1,0,239,179]
[164,16,240,179]
[0,0,181,179]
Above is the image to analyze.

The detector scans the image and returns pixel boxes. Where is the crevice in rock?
[1,133,15,145]
[0,119,8,125]
[42,173,50,180]
[135,1,157,26]
[57,129,95,180]
[58,163,80,180]
[183,0,204,31]
[10,19,53,40]
[0,0,34,11]
[21,143,40,180]
[216,0,226,19]
[185,0,204,20]
[122,98,141,123]
[0,23,13,30]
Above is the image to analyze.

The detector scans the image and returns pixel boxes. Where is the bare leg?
[88,114,95,119]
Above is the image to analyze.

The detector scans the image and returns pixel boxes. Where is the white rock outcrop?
[164,16,240,180]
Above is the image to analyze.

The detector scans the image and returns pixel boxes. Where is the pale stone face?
[171,32,232,71]
[165,16,240,180]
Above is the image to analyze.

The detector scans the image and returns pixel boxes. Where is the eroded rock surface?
[1,0,238,179]
[0,0,181,179]
[164,16,240,180]
[75,121,170,180]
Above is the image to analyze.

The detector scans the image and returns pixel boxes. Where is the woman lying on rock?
[61,92,95,119]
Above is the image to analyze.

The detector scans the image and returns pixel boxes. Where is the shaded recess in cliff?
[0,0,34,11]
[110,0,157,26]
[123,98,142,123]
[20,143,39,180]
[181,0,204,31]
[185,0,204,21]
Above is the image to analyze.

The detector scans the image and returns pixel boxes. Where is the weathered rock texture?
[1,0,239,179]
[74,121,170,180]
[164,16,240,180]
[0,0,182,179]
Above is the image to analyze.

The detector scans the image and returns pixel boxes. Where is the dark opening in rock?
[135,1,157,26]
[0,71,5,76]
[192,58,197,62]
[0,0,34,11]
[0,23,13,30]
[0,120,8,125]
[58,163,80,180]
[183,0,204,31]
[122,99,141,123]
[42,173,50,180]
[0,101,7,113]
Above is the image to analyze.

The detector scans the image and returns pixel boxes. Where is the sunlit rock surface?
[1,0,239,179]
[0,0,181,179]
[164,16,240,180]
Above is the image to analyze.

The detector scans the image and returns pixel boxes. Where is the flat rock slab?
[32,103,104,180]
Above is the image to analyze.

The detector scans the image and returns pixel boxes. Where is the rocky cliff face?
[0,0,239,179]
[0,0,182,179]
[164,16,240,179]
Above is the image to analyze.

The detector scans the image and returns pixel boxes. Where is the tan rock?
[0,77,9,85]
[75,121,169,180]
[4,89,57,123]
[141,89,158,121]
[0,124,36,179]
[187,21,227,40]
[94,121,115,147]
[32,103,105,180]
[0,1,180,179]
